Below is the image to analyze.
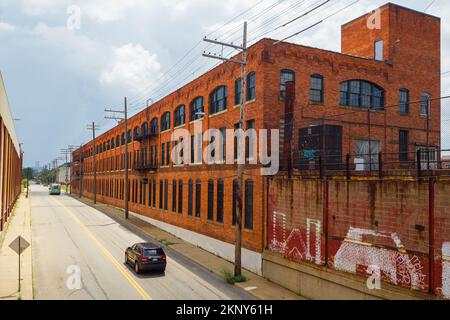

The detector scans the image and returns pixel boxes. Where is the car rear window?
[144,249,164,257]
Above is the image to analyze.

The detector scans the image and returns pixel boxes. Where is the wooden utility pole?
[203,22,247,277]
[105,97,129,219]
[79,145,84,199]
[67,145,80,195]
[61,148,72,193]
[426,97,431,171]
[87,122,100,204]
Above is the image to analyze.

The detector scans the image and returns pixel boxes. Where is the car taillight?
[161,255,166,260]
[141,256,149,262]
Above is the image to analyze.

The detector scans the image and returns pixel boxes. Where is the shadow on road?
[123,262,166,279]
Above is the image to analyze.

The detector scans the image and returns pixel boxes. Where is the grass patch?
[159,239,176,246]
[220,268,247,285]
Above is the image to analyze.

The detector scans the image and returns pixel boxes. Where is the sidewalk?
[0,194,33,300]
[71,194,304,300]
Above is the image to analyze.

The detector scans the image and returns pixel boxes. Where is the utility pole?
[105,97,129,219]
[26,169,29,199]
[67,145,80,195]
[203,22,247,277]
[426,97,431,171]
[87,122,100,204]
[61,149,71,193]
[78,144,84,199]
[368,107,372,172]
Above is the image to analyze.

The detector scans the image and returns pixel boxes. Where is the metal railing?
[133,159,158,172]
[290,148,450,179]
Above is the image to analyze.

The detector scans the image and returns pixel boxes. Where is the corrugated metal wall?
[0,72,23,232]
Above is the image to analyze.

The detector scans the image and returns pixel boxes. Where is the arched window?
[121,133,125,145]
[280,69,295,98]
[133,126,140,140]
[161,112,171,131]
[141,122,148,137]
[127,129,132,143]
[235,78,243,105]
[110,138,115,149]
[116,135,120,147]
[150,117,158,135]
[310,74,324,103]
[247,72,256,101]
[339,80,384,109]
[190,96,204,121]
[174,105,186,127]
[210,86,228,115]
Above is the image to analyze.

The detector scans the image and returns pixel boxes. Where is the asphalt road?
[30,185,253,300]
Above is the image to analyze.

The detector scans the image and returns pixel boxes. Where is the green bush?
[21,179,28,191]
[220,268,247,285]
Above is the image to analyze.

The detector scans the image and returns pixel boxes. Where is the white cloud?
[0,21,16,32]
[21,0,65,16]
[20,0,147,23]
[100,43,162,95]
[81,0,146,23]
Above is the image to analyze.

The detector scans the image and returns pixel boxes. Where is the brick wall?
[267,176,450,299]
[71,3,442,268]
[73,166,265,253]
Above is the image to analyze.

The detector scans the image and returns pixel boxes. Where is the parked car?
[49,183,61,195]
[125,243,167,274]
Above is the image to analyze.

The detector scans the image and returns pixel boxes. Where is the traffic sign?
[9,236,30,293]
[9,236,30,255]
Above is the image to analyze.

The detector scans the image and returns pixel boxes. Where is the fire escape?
[132,120,158,174]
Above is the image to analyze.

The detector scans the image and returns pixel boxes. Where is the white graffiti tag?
[269,211,287,254]
[334,228,426,290]
[306,219,321,265]
[270,212,322,265]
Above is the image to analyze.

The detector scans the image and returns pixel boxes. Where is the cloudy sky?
[0,0,449,167]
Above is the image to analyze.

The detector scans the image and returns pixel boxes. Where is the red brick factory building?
[72,2,443,290]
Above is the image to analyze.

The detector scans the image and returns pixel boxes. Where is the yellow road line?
[50,196,152,300]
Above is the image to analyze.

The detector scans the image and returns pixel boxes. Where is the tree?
[22,167,34,180]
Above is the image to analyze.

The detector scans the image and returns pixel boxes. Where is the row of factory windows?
[80,70,431,159]
[85,178,254,230]
[82,119,256,172]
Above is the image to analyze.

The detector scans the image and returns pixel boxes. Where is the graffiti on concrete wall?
[269,211,287,254]
[306,218,321,265]
[443,242,450,299]
[268,211,322,265]
[333,227,426,290]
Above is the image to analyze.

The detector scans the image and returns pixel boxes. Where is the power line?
[126,0,279,106]
[274,0,330,30]
[126,0,310,107]
[424,0,435,12]
[272,0,360,44]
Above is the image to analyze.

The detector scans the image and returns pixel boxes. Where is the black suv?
[125,243,167,274]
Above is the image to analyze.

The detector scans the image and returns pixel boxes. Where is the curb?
[68,195,262,299]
